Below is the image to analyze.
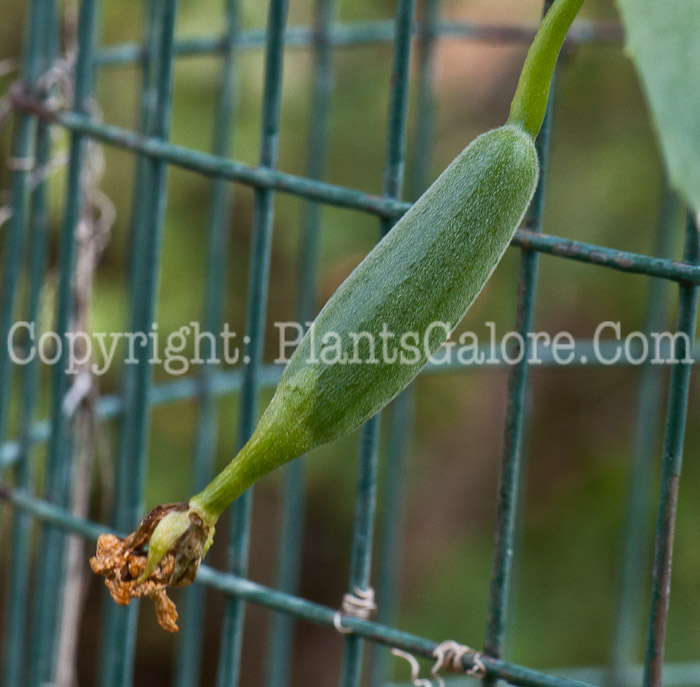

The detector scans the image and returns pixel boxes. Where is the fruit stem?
[507,0,585,139]
[188,395,308,522]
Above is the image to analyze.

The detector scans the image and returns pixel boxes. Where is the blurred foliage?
[1,0,699,685]
[614,0,700,213]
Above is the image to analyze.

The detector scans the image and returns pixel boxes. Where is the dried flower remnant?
[89,502,214,632]
[89,532,179,631]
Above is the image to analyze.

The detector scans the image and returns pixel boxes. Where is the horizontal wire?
[382,662,700,687]
[511,229,700,284]
[13,92,408,218]
[1,338,699,470]
[0,484,593,687]
[9,91,700,286]
[95,19,622,66]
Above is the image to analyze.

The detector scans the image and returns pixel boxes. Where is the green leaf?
[615,0,700,211]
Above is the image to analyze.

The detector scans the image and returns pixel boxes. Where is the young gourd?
[90,0,585,631]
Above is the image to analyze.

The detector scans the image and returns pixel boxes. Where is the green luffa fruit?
[90,0,585,623]
[191,125,538,519]
[189,0,586,521]
[277,125,537,447]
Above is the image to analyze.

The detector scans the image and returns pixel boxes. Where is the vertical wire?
[482,0,556,678]
[366,391,414,687]
[1,1,55,685]
[174,0,240,684]
[98,2,178,686]
[408,0,440,203]
[27,0,102,683]
[125,0,162,298]
[338,2,415,687]
[2,124,52,687]
[0,0,47,463]
[339,416,381,687]
[264,0,335,685]
[214,1,289,685]
[643,212,700,687]
[607,190,678,687]
[367,1,439,684]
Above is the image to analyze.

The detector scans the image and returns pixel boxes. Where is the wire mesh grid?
[0,0,698,686]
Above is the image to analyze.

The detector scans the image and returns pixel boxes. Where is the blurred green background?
[1,0,699,685]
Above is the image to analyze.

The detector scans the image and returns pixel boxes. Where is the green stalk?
[508,0,585,138]
[190,399,308,523]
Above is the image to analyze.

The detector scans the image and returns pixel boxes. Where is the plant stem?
[507,0,585,138]
[189,396,308,523]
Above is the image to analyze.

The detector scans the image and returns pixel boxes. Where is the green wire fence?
[0,0,698,686]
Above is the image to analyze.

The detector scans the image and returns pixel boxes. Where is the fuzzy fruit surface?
[281,124,538,445]
[192,124,538,517]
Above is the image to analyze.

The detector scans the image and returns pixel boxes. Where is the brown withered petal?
[89,503,191,633]
[152,589,179,633]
